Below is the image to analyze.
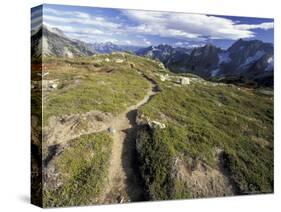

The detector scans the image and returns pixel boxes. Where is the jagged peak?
[41,24,66,37]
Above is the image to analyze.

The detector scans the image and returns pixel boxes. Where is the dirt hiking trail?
[97,76,158,204]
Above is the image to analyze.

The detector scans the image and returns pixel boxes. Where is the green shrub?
[137,126,190,200]
[43,132,112,207]
[138,79,273,197]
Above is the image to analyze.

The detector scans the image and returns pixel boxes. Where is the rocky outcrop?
[148,120,166,129]
[31,25,94,59]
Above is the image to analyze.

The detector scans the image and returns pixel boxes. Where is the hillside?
[136,69,273,198]
[31,52,273,206]
[31,25,94,59]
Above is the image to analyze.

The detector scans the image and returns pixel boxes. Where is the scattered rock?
[160,75,166,81]
[50,83,58,89]
[115,59,124,63]
[74,79,80,85]
[42,79,60,91]
[43,72,49,77]
[130,63,135,68]
[37,72,49,77]
[179,77,190,85]
[117,196,124,203]
[158,62,165,69]
[148,120,166,129]
[159,74,170,82]
[108,127,116,134]
[216,102,223,107]
[104,58,110,62]
[94,59,103,63]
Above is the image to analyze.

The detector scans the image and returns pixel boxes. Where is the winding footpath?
[98,76,158,204]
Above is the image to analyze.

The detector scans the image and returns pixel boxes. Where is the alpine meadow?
[31,4,274,208]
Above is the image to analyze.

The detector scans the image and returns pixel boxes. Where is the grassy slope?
[43,132,112,207]
[137,71,273,198]
[41,53,273,203]
[42,54,154,207]
[137,126,191,200]
[42,55,150,124]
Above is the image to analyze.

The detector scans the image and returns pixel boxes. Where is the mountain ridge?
[136,40,273,86]
[32,25,274,86]
[31,24,94,58]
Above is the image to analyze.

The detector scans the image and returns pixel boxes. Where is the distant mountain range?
[31,25,94,58]
[136,40,273,87]
[31,25,274,87]
[89,42,141,54]
[31,25,140,58]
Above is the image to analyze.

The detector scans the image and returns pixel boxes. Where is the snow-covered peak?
[218,52,231,64]
[240,50,265,68]
[266,56,274,71]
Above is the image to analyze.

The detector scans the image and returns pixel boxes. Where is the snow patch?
[42,36,51,55]
[63,47,74,58]
[240,50,265,68]
[192,49,202,56]
[45,25,65,37]
[211,69,220,77]
[147,51,154,57]
[267,57,273,64]
[265,56,273,71]
[218,52,231,64]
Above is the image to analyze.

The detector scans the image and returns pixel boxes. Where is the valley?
[31,51,273,207]
[31,24,274,207]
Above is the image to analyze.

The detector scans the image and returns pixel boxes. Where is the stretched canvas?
[31,4,274,208]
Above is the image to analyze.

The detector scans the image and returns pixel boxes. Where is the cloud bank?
[31,6,274,46]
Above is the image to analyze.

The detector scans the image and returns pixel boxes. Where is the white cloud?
[43,15,120,29]
[31,15,42,30]
[143,38,151,45]
[42,7,123,43]
[31,8,42,30]
[235,22,274,30]
[174,41,189,46]
[188,43,205,48]
[43,8,121,29]
[123,10,273,40]
[174,41,204,48]
[46,24,104,36]
[41,7,273,45]
[31,8,42,18]
[175,42,183,46]
[66,32,119,44]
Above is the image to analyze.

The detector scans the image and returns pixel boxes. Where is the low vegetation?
[137,75,273,197]
[40,53,273,204]
[43,132,112,207]
[137,126,191,200]
[42,55,150,124]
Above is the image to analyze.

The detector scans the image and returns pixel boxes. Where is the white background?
[0,0,279,211]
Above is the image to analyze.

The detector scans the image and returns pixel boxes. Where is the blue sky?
[31,4,274,49]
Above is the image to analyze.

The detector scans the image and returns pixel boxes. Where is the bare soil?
[97,78,158,204]
[174,149,237,198]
